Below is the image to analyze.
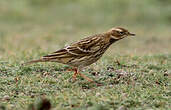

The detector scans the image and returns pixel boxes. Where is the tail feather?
[22,59,47,65]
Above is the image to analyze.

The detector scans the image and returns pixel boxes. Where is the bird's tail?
[22,58,47,65]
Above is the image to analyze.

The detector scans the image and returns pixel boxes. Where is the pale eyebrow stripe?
[115,29,122,32]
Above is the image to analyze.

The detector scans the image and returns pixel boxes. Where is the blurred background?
[0,0,171,61]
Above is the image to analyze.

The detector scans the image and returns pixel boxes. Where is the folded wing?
[42,34,103,64]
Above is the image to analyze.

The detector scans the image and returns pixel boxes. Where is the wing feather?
[72,34,103,53]
[42,34,104,63]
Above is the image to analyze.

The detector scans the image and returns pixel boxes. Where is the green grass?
[0,55,170,110]
[0,0,171,110]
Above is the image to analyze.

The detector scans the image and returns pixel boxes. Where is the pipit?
[24,27,135,82]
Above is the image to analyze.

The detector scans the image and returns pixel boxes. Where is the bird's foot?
[78,72,94,82]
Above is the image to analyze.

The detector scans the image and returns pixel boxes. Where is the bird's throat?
[109,38,119,44]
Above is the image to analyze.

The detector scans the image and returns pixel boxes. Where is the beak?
[128,32,136,37]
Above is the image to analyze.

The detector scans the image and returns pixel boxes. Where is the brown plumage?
[24,27,135,82]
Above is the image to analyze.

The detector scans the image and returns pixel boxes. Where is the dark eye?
[119,31,124,35]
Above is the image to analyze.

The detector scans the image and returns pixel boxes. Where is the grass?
[0,55,170,110]
[0,0,171,110]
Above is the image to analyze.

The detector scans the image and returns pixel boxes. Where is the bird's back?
[41,33,111,67]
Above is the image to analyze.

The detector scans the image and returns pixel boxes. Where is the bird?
[23,27,135,82]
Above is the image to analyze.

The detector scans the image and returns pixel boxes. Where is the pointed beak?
[128,32,136,37]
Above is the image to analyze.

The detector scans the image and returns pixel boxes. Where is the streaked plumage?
[24,27,135,82]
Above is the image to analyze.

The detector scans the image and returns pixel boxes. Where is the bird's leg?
[72,68,94,82]
[76,68,94,82]
[72,68,79,81]
[78,72,94,82]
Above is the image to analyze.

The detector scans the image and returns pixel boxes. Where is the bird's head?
[107,27,135,40]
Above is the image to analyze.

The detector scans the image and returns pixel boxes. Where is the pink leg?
[69,68,95,83]
[72,68,79,81]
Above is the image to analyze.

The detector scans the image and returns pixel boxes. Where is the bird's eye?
[119,31,124,35]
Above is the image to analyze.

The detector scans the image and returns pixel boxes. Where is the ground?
[0,0,171,110]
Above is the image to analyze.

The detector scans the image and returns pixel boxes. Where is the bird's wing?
[42,34,103,63]
[71,34,104,53]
